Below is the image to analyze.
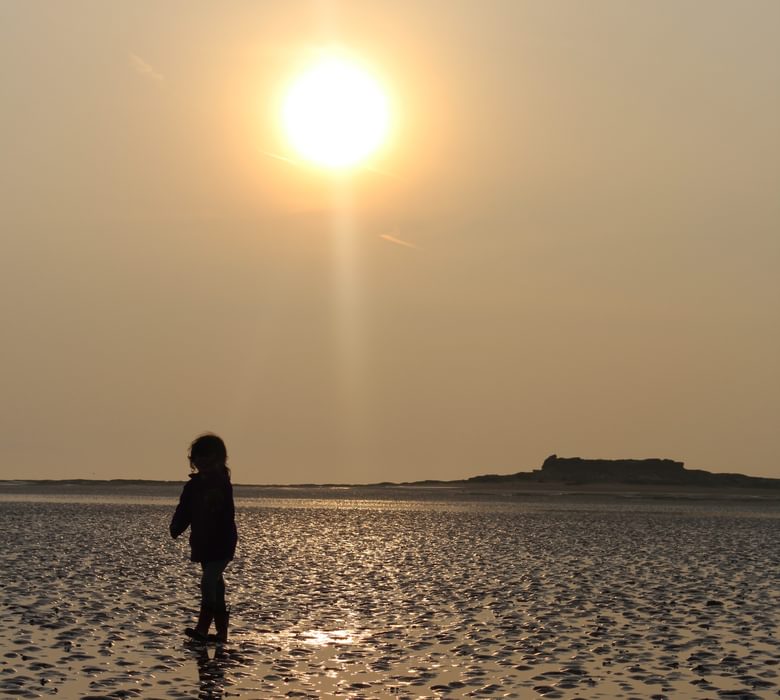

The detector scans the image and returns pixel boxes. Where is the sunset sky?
[1,1,778,483]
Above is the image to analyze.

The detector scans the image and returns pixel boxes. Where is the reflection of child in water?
[170,434,238,643]
[194,644,228,698]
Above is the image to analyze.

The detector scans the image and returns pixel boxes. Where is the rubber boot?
[213,606,230,644]
[185,604,213,642]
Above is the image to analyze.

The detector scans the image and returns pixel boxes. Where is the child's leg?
[185,562,218,640]
[216,573,226,612]
[213,564,230,643]
[200,561,225,611]
[184,560,229,641]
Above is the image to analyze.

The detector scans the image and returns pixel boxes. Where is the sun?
[282,55,390,169]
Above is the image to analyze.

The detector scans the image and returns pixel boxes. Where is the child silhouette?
[170,434,238,643]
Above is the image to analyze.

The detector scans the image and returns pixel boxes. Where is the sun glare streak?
[331,182,361,397]
[329,179,372,474]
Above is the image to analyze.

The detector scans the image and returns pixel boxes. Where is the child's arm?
[170,482,192,538]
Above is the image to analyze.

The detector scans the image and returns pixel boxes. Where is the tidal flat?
[1,491,779,699]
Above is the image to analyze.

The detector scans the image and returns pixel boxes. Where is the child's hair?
[189,433,231,478]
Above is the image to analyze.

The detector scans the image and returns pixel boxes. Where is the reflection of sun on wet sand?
[1,489,779,698]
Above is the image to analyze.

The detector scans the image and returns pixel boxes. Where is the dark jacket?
[170,471,238,562]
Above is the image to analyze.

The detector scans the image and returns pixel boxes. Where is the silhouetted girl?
[170,433,238,643]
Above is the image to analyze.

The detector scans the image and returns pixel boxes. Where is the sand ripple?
[0,497,779,698]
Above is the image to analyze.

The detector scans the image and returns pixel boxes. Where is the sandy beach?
[1,489,778,699]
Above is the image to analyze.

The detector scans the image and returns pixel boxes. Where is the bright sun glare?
[282,56,390,169]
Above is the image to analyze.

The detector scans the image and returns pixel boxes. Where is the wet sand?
[1,492,779,698]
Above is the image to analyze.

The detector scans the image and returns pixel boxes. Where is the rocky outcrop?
[538,455,686,483]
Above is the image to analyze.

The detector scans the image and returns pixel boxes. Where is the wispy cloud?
[379,231,421,250]
[129,52,164,83]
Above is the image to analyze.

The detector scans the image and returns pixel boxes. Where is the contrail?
[260,150,305,167]
[379,232,421,250]
[128,52,164,83]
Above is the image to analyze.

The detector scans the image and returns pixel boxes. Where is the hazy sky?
[1,1,778,483]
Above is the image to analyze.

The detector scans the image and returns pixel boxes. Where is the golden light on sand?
[282,55,390,169]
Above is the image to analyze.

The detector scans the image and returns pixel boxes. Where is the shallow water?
[1,494,779,698]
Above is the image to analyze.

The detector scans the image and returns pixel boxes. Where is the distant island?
[460,455,780,489]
